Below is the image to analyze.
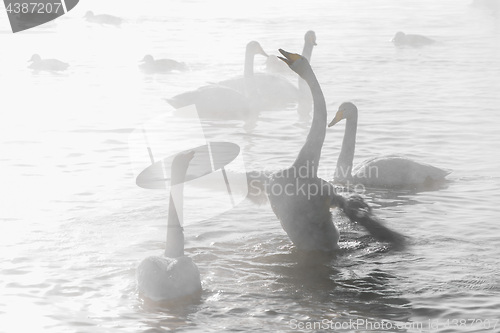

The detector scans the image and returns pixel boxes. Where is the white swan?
[137,151,202,302]
[166,41,268,120]
[84,11,122,26]
[267,50,404,252]
[28,54,69,72]
[139,55,187,73]
[297,31,317,117]
[218,44,299,110]
[265,31,318,75]
[391,31,435,47]
[329,102,450,189]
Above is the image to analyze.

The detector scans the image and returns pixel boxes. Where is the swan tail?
[333,194,406,248]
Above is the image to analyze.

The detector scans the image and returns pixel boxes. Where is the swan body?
[137,255,201,302]
[84,11,122,26]
[166,85,251,119]
[137,151,201,302]
[219,73,298,110]
[351,155,450,188]
[140,55,187,73]
[28,54,68,72]
[329,102,450,189]
[166,41,267,119]
[391,31,435,47]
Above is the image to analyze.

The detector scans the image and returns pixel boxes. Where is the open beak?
[277,49,301,66]
[328,110,344,127]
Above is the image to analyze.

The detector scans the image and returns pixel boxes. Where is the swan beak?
[256,45,268,58]
[328,110,344,127]
[277,49,301,65]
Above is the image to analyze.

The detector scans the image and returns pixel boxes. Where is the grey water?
[0,0,499,332]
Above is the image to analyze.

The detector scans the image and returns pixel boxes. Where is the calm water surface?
[1,0,499,332]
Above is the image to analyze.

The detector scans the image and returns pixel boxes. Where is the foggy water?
[1,0,500,332]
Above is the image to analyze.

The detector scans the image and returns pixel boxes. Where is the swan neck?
[302,42,314,62]
[165,162,187,257]
[244,48,255,77]
[293,68,326,177]
[335,113,358,182]
[297,42,315,117]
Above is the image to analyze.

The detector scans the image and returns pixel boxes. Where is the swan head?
[84,11,94,18]
[392,31,406,44]
[328,102,358,127]
[28,54,41,62]
[277,49,311,76]
[171,150,195,185]
[247,41,268,57]
[141,54,154,63]
[305,30,317,46]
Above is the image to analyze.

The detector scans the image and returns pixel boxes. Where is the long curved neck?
[334,113,358,182]
[292,67,326,178]
[302,41,314,62]
[297,42,315,117]
[244,48,257,98]
[165,162,188,258]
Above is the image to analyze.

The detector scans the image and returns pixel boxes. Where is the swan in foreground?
[84,11,122,26]
[329,102,450,189]
[137,151,202,302]
[391,31,435,47]
[139,55,188,74]
[267,50,404,252]
[166,41,268,120]
[28,54,69,72]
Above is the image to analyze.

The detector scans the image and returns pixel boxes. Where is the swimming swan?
[218,44,299,110]
[84,11,122,26]
[297,30,317,117]
[137,151,202,302]
[329,102,450,189]
[166,41,268,119]
[266,30,317,74]
[28,54,69,72]
[391,31,435,47]
[139,55,187,73]
[267,50,404,252]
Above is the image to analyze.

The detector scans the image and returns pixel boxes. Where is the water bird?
[266,30,317,74]
[267,50,404,252]
[28,54,69,72]
[218,44,299,110]
[166,41,268,120]
[329,102,450,189]
[297,31,317,117]
[84,11,122,26]
[137,151,202,302]
[139,55,188,74]
[391,31,435,47]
